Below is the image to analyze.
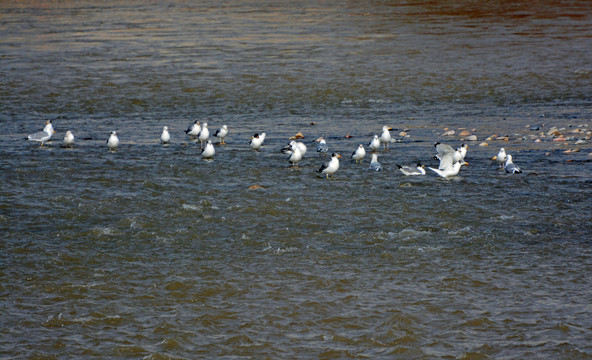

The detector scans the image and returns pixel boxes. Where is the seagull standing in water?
[201,140,215,159]
[369,135,381,152]
[317,153,341,179]
[250,133,263,150]
[107,131,119,150]
[286,142,302,168]
[27,120,55,145]
[198,122,209,148]
[63,130,75,147]
[380,126,393,150]
[493,148,507,168]
[351,144,366,163]
[397,163,426,176]
[369,153,383,171]
[504,154,522,174]
[160,126,171,144]
[185,120,201,138]
[213,125,228,144]
[315,137,328,156]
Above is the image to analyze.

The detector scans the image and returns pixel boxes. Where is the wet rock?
[547,127,561,136]
[465,135,478,141]
[479,142,488,147]
[443,130,455,136]
[459,130,471,136]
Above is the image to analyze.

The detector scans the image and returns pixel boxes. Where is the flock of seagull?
[26,120,522,179]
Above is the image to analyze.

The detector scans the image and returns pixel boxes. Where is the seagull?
[457,144,469,161]
[380,126,393,150]
[198,122,209,148]
[351,144,366,163]
[185,120,201,138]
[397,163,426,176]
[369,153,383,171]
[428,150,468,178]
[368,135,381,152]
[282,141,307,157]
[27,120,54,145]
[434,142,464,168]
[504,154,522,174]
[107,131,119,150]
[250,133,263,150]
[287,143,302,167]
[201,140,215,159]
[63,130,75,147]
[160,126,170,144]
[493,148,507,168]
[260,132,267,144]
[317,153,341,179]
[315,137,328,156]
[213,125,228,144]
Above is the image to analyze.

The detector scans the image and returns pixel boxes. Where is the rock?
[553,136,567,142]
[547,127,561,136]
[479,142,488,147]
[248,185,264,190]
[289,132,304,140]
[465,135,478,141]
[443,130,455,136]
[459,130,471,136]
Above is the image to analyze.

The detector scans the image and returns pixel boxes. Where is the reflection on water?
[1,0,591,359]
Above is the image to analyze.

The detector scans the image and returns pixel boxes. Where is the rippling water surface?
[1,1,592,359]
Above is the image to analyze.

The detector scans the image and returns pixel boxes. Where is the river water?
[1,1,592,359]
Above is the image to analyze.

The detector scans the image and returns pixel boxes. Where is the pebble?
[479,142,488,147]
[465,135,478,141]
[443,130,455,136]
[459,130,471,136]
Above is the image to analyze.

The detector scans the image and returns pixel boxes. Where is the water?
[1,1,592,358]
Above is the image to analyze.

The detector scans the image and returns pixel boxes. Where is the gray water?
[1,1,592,359]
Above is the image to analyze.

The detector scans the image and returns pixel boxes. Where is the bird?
[493,148,507,168]
[287,143,302,167]
[380,126,393,150]
[250,133,263,150]
[397,163,426,176]
[198,122,209,148]
[27,120,54,145]
[160,126,170,144]
[315,137,329,156]
[63,130,75,147]
[368,135,381,152]
[282,141,307,157]
[259,132,267,144]
[201,140,215,159]
[351,144,366,163]
[457,144,469,162]
[213,125,228,144]
[434,142,464,168]
[317,153,341,179]
[428,149,467,178]
[504,154,522,174]
[369,153,383,171]
[107,131,119,150]
[184,120,201,138]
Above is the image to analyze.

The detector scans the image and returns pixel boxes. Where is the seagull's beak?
[492,156,497,160]
[388,127,393,130]
[464,162,469,165]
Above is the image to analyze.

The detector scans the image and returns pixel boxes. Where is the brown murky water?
[1,1,591,358]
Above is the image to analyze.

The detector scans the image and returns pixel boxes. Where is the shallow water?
[1,1,592,359]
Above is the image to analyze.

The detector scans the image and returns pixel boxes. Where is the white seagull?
[368,135,381,152]
[160,126,171,144]
[282,141,307,157]
[201,140,215,159]
[27,120,55,145]
[213,125,228,144]
[185,120,201,138]
[351,144,366,163]
[380,126,393,150]
[428,153,467,178]
[504,154,522,174]
[369,153,383,171]
[250,133,264,150]
[317,153,341,179]
[287,143,302,167]
[198,122,209,148]
[315,137,329,156]
[457,144,469,162]
[107,131,119,150]
[493,148,507,168]
[63,130,75,147]
[397,163,426,176]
